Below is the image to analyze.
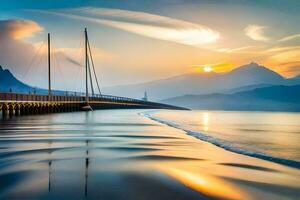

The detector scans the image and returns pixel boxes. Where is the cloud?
[244,24,270,41]
[278,61,300,74]
[0,19,43,78]
[0,19,43,39]
[0,20,75,74]
[40,7,220,47]
[264,46,300,53]
[268,49,300,63]
[278,33,300,42]
[0,19,94,90]
[55,47,117,67]
[265,48,300,77]
[217,46,256,53]
[62,54,82,67]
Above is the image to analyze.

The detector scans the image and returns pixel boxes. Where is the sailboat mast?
[85,28,89,103]
[48,33,51,99]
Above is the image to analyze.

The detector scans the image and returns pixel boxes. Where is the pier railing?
[0,92,187,113]
[0,92,156,104]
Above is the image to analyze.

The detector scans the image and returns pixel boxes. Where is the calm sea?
[146,110,300,166]
[0,109,299,199]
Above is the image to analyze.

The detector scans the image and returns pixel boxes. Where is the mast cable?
[53,51,67,93]
[87,56,94,96]
[23,40,46,82]
[87,36,101,95]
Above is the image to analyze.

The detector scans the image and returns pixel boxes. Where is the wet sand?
[0,110,299,199]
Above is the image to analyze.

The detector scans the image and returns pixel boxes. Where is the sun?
[191,64,214,73]
[203,65,213,72]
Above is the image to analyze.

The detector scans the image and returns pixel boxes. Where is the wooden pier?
[0,92,187,117]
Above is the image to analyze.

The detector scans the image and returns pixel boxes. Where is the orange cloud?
[191,62,234,73]
[0,19,43,39]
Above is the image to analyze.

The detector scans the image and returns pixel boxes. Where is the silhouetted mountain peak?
[0,65,32,92]
[244,62,260,68]
[229,62,284,80]
[232,62,274,72]
[0,65,16,78]
[249,62,260,66]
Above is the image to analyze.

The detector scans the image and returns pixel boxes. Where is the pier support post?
[15,108,20,116]
[2,109,9,118]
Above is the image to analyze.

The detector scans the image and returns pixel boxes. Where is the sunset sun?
[203,65,213,72]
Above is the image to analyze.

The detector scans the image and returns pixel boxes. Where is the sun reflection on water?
[163,167,247,200]
[202,112,210,131]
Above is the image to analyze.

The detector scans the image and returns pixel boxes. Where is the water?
[0,110,299,200]
[146,110,300,167]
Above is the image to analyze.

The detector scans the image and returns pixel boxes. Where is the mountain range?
[102,62,300,100]
[160,85,300,111]
[1,63,300,111]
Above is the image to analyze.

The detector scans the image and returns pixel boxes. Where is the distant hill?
[160,85,300,111]
[0,65,65,95]
[223,83,273,94]
[103,62,299,100]
[287,74,300,85]
[0,65,32,93]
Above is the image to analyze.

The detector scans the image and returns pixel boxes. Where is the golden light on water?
[203,112,210,131]
[163,167,247,200]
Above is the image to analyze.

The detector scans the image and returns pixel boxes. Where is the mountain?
[160,85,300,112]
[0,65,32,93]
[225,62,284,84]
[223,83,273,94]
[103,62,287,100]
[0,65,64,95]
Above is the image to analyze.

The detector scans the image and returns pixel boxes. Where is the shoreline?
[141,111,300,169]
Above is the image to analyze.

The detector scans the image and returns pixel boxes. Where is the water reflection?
[48,137,52,192]
[85,140,89,197]
[202,112,210,131]
[163,167,246,200]
[48,160,52,192]
[0,110,299,200]
[154,110,300,162]
[46,140,91,197]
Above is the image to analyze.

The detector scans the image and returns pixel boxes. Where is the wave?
[141,111,300,169]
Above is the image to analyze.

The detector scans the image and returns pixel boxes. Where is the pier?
[0,92,185,117]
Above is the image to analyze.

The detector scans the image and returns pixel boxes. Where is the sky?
[0,0,299,92]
